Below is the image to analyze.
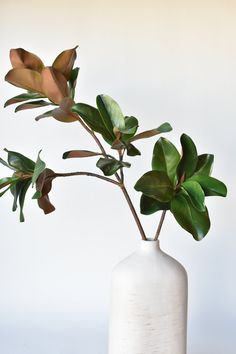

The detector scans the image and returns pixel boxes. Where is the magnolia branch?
[53,171,120,186]
[75,114,147,240]
[154,210,167,240]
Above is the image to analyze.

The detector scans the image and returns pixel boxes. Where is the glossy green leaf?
[69,67,79,98]
[181,180,205,211]
[0,184,12,197]
[15,100,51,112]
[4,149,35,172]
[140,194,170,215]
[72,103,114,142]
[0,176,19,189]
[0,157,14,170]
[96,158,131,176]
[4,92,45,107]
[171,190,210,240]
[152,137,180,184]
[19,180,31,222]
[96,95,125,132]
[129,122,172,142]
[134,171,174,202]
[11,180,25,211]
[195,154,214,176]
[189,175,227,197]
[32,190,42,199]
[63,150,102,159]
[120,116,139,136]
[125,143,141,156]
[31,150,46,186]
[10,179,31,221]
[177,134,198,179]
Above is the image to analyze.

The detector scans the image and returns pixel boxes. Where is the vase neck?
[138,239,161,253]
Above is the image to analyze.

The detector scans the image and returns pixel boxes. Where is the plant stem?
[77,117,107,156]
[120,184,147,240]
[53,171,120,186]
[75,115,147,240]
[154,210,167,241]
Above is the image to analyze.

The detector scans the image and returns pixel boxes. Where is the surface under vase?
[108,239,188,354]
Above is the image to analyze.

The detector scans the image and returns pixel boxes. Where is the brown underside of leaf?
[36,168,56,215]
[41,67,69,104]
[5,68,43,94]
[52,46,78,80]
[51,97,78,122]
[38,195,55,214]
[15,101,51,112]
[10,48,44,72]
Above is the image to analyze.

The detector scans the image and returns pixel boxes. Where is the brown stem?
[118,149,124,183]
[53,171,120,186]
[154,210,167,241]
[75,113,147,240]
[77,117,107,156]
[120,185,147,240]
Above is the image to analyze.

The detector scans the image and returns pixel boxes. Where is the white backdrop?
[0,0,235,353]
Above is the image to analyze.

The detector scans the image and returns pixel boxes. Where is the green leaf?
[96,94,125,132]
[0,157,15,170]
[152,137,180,184]
[134,171,174,202]
[181,180,205,211]
[125,143,141,156]
[35,109,55,121]
[32,190,42,199]
[171,190,210,241]
[177,134,198,179]
[15,100,52,112]
[0,185,12,197]
[19,180,31,222]
[72,103,114,142]
[63,150,102,159]
[0,176,19,189]
[5,149,35,172]
[31,150,46,186]
[4,92,45,107]
[195,154,214,176]
[69,67,79,98]
[96,158,131,176]
[189,175,227,197]
[120,116,139,136]
[140,194,170,215]
[129,122,172,142]
[10,180,27,212]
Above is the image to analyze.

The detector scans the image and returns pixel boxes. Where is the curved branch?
[53,171,121,186]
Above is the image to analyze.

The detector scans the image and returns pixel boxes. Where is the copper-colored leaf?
[52,46,78,80]
[5,68,43,94]
[41,67,69,104]
[10,48,44,72]
[52,97,78,123]
[15,100,51,112]
[36,168,54,196]
[63,150,102,159]
[38,194,55,214]
[36,168,55,214]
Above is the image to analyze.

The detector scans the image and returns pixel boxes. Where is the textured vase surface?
[108,240,188,354]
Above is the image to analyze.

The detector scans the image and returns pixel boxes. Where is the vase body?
[108,240,188,354]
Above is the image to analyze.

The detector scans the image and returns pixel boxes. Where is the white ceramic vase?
[108,239,188,354]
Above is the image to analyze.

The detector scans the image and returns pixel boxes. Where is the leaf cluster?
[135,134,227,240]
[0,150,55,221]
